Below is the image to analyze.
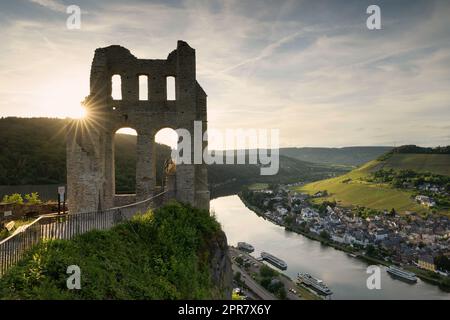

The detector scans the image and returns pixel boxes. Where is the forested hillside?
[280,146,393,166]
[0,118,348,196]
[0,118,171,192]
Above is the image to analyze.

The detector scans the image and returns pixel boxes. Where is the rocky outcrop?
[203,230,233,299]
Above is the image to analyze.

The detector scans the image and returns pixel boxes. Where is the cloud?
[1,0,449,147]
[28,0,66,12]
[221,29,307,74]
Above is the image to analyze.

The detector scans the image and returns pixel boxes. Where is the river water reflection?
[211,195,450,300]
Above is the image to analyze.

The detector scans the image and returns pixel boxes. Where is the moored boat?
[386,265,417,283]
[237,242,254,253]
[260,252,287,270]
[297,272,333,296]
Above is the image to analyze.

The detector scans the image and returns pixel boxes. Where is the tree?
[260,277,271,289]
[284,215,294,226]
[233,271,242,283]
[267,279,286,299]
[259,265,277,278]
[392,178,403,188]
[441,276,450,289]
[277,287,287,300]
[320,230,330,240]
[434,255,450,272]
[366,245,376,257]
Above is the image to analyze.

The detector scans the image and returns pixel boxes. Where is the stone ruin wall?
[67,41,209,213]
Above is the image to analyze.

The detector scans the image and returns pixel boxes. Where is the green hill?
[0,118,348,198]
[0,202,232,299]
[0,117,171,192]
[374,154,450,176]
[208,154,348,197]
[297,149,450,216]
[280,146,393,167]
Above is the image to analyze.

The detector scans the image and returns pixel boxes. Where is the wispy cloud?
[1,0,450,147]
[221,29,307,74]
[28,0,66,12]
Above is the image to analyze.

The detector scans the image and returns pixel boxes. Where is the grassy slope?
[0,202,226,300]
[298,154,450,215]
[375,154,450,176]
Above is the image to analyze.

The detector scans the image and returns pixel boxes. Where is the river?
[211,195,450,300]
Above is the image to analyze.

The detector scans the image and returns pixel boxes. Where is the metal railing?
[0,192,167,277]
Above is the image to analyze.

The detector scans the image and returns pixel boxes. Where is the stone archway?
[66,41,209,214]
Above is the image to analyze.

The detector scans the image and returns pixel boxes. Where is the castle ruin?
[66,41,209,213]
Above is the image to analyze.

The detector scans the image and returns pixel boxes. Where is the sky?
[0,0,449,148]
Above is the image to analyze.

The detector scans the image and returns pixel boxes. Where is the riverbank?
[238,193,450,291]
[213,195,450,299]
[229,246,321,300]
[405,266,450,291]
[239,193,363,256]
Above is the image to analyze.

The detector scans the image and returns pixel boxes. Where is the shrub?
[0,229,9,240]
[232,292,244,300]
[25,192,42,205]
[259,265,277,278]
[320,230,331,240]
[2,193,24,205]
[441,277,450,289]
[235,257,244,266]
[233,271,242,283]
[0,202,223,300]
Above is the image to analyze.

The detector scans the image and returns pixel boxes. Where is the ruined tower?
[67,41,209,213]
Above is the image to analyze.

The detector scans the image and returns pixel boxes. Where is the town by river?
[211,195,450,300]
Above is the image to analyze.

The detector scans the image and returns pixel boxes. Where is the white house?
[415,195,436,207]
[331,234,346,244]
[309,225,324,235]
[374,229,389,241]
[326,206,335,215]
[301,207,319,221]
[276,206,288,216]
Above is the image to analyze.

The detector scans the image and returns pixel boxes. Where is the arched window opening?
[155,128,178,188]
[111,75,122,100]
[114,128,137,194]
[139,75,148,101]
[166,76,176,101]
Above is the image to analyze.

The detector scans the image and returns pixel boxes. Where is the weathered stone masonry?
[67,41,209,213]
